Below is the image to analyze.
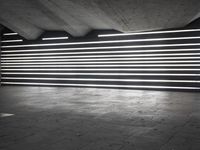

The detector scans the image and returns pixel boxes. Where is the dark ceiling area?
[1,0,200,39]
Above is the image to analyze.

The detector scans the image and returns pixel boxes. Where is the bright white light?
[2,36,200,48]
[1,82,200,90]
[2,48,200,56]
[2,44,200,54]
[2,60,200,65]
[2,64,200,68]
[98,28,200,37]
[1,39,23,43]
[2,77,200,83]
[2,53,200,60]
[3,33,18,36]
[2,43,200,51]
[2,72,198,76]
[0,113,14,117]
[1,57,200,62]
[42,37,69,40]
[2,68,200,71]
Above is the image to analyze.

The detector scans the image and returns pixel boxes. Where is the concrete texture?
[1,0,200,38]
[0,86,199,150]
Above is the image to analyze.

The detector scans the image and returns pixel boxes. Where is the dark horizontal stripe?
[2,80,199,88]
[2,82,200,91]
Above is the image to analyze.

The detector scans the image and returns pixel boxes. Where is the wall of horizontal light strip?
[0,28,200,91]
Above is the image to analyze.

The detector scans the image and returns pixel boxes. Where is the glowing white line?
[2,64,200,68]
[98,28,200,37]
[1,82,200,90]
[42,37,69,40]
[2,77,200,83]
[2,68,200,71]
[2,48,200,56]
[2,60,200,65]
[2,36,200,48]
[2,44,200,54]
[3,33,18,36]
[2,53,200,60]
[1,57,200,62]
[2,72,198,76]
[1,39,23,43]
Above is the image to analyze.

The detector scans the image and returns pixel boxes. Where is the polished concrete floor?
[0,86,199,150]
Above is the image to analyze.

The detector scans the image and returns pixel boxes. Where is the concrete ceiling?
[0,0,200,39]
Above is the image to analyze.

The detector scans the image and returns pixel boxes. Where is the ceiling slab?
[0,0,200,39]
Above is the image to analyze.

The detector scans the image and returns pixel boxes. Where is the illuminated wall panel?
[1,28,200,91]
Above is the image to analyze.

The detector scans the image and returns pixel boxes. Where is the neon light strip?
[1,39,23,43]
[2,36,200,48]
[2,48,200,56]
[2,44,200,54]
[2,43,200,53]
[2,77,200,83]
[2,60,200,65]
[2,68,200,71]
[98,28,200,37]
[2,72,198,76]
[3,33,18,36]
[1,82,200,90]
[2,53,200,60]
[2,64,200,68]
[42,37,69,40]
[2,57,200,62]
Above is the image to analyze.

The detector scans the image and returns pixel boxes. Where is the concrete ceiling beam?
[36,0,91,37]
[0,12,42,40]
[96,0,200,32]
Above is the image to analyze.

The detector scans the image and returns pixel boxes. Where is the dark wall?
[0,27,3,84]
[0,28,200,91]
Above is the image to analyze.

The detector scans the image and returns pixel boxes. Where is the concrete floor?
[0,86,199,150]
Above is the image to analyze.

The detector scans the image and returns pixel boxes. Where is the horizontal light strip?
[1,39,23,43]
[3,33,18,36]
[2,36,200,48]
[2,44,200,53]
[42,37,69,40]
[2,82,200,90]
[98,28,200,37]
[3,44,200,54]
[2,77,200,83]
[2,57,200,62]
[2,68,200,71]
[2,60,200,65]
[2,64,200,68]
[2,48,200,56]
[2,53,200,60]
[2,72,198,76]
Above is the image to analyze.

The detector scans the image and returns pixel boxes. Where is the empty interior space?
[0,0,200,150]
